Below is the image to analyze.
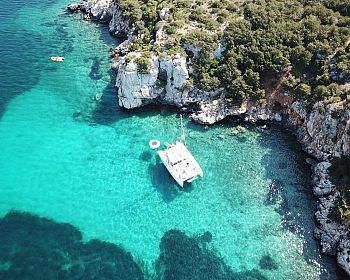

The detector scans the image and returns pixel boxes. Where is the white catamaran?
[158,116,203,187]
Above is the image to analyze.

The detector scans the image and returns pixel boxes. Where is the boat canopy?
[158,141,203,187]
[166,146,186,165]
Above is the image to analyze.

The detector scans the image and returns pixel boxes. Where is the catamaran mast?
[180,115,186,145]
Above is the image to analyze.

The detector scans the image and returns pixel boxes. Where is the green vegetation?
[134,51,153,73]
[114,0,350,107]
[211,0,350,104]
[113,0,235,52]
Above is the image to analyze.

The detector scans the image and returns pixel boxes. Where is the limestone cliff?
[289,101,350,160]
[193,86,350,275]
[108,2,131,37]
[115,53,190,109]
[68,0,112,23]
[192,93,350,160]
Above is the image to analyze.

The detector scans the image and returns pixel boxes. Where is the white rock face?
[159,8,170,21]
[191,97,227,124]
[160,55,189,106]
[311,162,350,275]
[109,2,132,37]
[115,54,189,108]
[81,0,112,22]
[213,43,224,58]
[289,101,350,160]
[154,22,168,48]
[115,55,159,109]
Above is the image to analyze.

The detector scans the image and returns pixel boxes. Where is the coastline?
[68,1,350,275]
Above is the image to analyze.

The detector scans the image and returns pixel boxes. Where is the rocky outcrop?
[67,0,112,23]
[288,101,350,160]
[338,238,350,274]
[108,2,132,37]
[82,0,112,22]
[311,161,350,274]
[115,54,189,109]
[67,3,82,12]
[191,99,226,125]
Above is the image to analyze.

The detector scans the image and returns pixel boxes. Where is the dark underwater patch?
[89,56,103,80]
[90,70,123,125]
[0,15,75,120]
[259,255,279,270]
[278,162,288,169]
[0,211,144,280]
[148,161,180,203]
[140,150,153,161]
[0,31,43,119]
[155,229,267,280]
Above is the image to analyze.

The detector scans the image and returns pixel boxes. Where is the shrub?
[282,75,299,89]
[135,53,152,74]
[182,78,193,90]
[294,83,311,100]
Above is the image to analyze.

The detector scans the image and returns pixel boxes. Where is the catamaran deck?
[158,141,203,187]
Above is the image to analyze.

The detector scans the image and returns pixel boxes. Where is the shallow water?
[0,0,346,279]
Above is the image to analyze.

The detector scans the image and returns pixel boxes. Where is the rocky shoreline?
[67,1,350,275]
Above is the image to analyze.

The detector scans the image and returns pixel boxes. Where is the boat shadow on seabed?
[147,156,194,203]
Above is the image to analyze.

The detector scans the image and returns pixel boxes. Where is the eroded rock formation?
[67,0,112,23]
[115,54,189,109]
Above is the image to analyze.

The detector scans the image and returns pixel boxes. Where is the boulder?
[159,8,170,21]
[81,0,112,23]
[191,96,228,125]
[67,3,81,12]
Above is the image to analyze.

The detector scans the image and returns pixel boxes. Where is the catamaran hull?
[158,141,203,188]
[158,151,184,187]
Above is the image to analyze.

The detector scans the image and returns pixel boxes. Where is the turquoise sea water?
[0,0,346,279]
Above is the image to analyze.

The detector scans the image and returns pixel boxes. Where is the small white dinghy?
[149,139,160,149]
[50,56,64,62]
[157,116,203,187]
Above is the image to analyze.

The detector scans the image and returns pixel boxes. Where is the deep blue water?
[0,0,346,279]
